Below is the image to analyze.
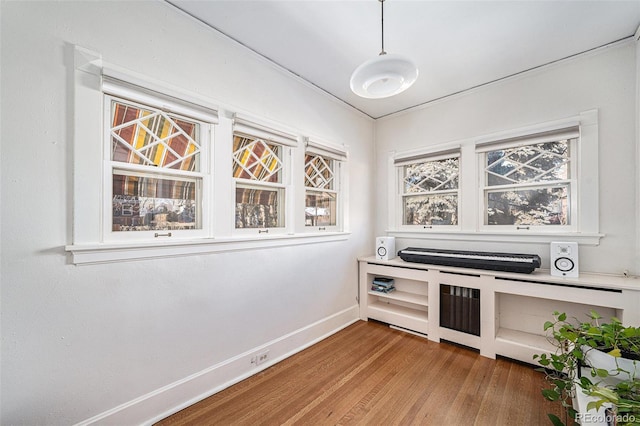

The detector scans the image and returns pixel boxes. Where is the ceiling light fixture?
[350,0,418,99]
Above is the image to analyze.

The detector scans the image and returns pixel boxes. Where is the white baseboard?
[75,305,360,426]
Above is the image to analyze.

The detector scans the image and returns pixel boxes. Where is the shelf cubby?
[360,265,430,335]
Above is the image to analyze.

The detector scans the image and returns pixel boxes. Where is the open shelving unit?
[358,256,640,363]
[360,263,430,335]
[495,282,628,363]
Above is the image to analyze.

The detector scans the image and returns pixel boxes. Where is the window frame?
[303,138,347,233]
[476,128,579,233]
[65,45,350,265]
[102,93,213,242]
[388,111,602,246]
[231,117,297,236]
[395,149,461,232]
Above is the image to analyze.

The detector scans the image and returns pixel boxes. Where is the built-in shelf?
[367,290,428,307]
[368,301,427,321]
[368,301,428,334]
[360,267,430,335]
[495,328,553,352]
[494,328,557,363]
[359,256,639,363]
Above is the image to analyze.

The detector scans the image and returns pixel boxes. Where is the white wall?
[374,41,639,276]
[3,1,638,424]
[0,1,374,424]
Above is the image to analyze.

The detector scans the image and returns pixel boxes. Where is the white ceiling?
[168,0,640,119]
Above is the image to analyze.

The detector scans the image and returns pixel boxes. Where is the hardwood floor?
[156,320,566,425]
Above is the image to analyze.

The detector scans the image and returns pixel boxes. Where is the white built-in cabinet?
[363,263,430,334]
[358,256,640,364]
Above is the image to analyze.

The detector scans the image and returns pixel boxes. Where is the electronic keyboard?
[397,247,541,274]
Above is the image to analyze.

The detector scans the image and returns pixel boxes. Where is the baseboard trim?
[74,305,359,426]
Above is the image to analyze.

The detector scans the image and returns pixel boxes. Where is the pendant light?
[350,0,418,99]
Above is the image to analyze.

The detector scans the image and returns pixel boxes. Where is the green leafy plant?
[533,311,640,426]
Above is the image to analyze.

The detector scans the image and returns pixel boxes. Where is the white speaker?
[550,242,579,278]
[376,237,396,261]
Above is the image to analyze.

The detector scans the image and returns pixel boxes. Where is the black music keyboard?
[397,247,541,274]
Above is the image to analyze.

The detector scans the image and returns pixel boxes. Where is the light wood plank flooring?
[157,320,566,425]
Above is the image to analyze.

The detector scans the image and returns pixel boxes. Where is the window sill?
[65,232,350,265]
[387,230,604,246]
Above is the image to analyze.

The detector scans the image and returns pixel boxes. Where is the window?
[103,83,214,241]
[477,127,577,230]
[396,149,460,229]
[388,110,600,244]
[67,45,350,264]
[304,138,347,232]
[305,153,336,227]
[304,156,336,228]
[233,135,285,229]
[102,77,217,241]
[232,118,296,234]
[304,138,346,231]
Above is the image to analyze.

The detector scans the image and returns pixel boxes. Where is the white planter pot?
[582,345,639,386]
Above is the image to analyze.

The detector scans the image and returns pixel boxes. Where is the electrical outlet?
[251,349,269,366]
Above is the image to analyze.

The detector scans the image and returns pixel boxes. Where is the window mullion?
[234,178,285,190]
[484,179,571,192]
[110,113,160,132]
[402,188,459,197]
[110,131,154,166]
[110,161,204,179]
[306,188,338,195]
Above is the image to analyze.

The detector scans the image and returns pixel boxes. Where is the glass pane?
[112,173,200,232]
[235,186,283,228]
[486,186,569,225]
[485,140,570,186]
[305,154,334,190]
[305,191,336,226]
[403,194,458,226]
[110,100,200,171]
[232,135,282,183]
[404,157,458,193]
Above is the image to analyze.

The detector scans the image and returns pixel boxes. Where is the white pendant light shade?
[350,53,418,99]
[350,0,418,99]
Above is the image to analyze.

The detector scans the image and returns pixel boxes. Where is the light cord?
[380,0,386,55]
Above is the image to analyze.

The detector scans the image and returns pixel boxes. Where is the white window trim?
[233,179,290,236]
[102,94,214,242]
[102,76,219,124]
[66,45,350,265]
[234,115,298,147]
[302,137,348,233]
[387,110,603,246]
[476,127,578,234]
[306,137,348,161]
[232,116,295,236]
[65,233,350,265]
[395,148,461,232]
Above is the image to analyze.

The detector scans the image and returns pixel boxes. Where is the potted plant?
[533,311,640,426]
